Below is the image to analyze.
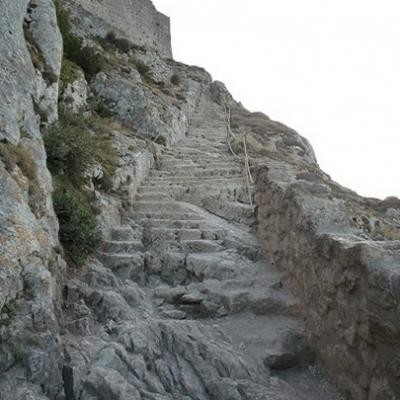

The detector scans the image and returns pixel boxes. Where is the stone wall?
[64,0,172,58]
[255,165,400,400]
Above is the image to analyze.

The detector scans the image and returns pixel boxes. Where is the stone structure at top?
[65,0,172,58]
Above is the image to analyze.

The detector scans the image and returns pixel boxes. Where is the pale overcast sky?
[152,0,400,200]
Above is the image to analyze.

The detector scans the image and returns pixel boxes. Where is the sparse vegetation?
[0,299,20,327]
[0,141,45,216]
[54,0,105,80]
[135,60,150,76]
[0,141,36,180]
[374,224,400,241]
[44,109,117,265]
[60,57,82,86]
[53,177,101,265]
[129,56,150,77]
[175,93,186,102]
[45,109,116,189]
[170,73,181,86]
[102,31,132,54]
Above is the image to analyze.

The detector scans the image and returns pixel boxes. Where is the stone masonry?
[64,0,172,57]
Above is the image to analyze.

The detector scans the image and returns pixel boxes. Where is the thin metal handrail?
[224,105,254,206]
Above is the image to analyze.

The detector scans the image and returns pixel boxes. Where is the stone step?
[165,145,227,153]
[144,177,246,186]
[102,240,145,254]
[99,252,145,282]
[147,227,225,241]
[147,227,203,241]
[150,167,243,178]
[137,219,204,229]
[130,211,204,221]
[159,161,240,169]
[164,239,224,253]
[133,201,189,213]
[136,192,173,202]
[110,226,141,241]
[138,184,249,193]
[161,154,234,162]
[137,186,251,205]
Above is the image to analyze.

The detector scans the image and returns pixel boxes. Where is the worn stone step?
[138,184,249,193]
[165,145,227,153]
[147,227,225,241]
[147,227,203,241]
[150,167,243,178]
[159,161,240,169]
[137,219,203,229]
[110,226,141,241]
[144,177,246,186]
[130,211,204,221]
[102,240,145,254]
[99,252,145,282]
[136,192,173,202]
[161,154,234,162]
[164,239,224,253]
[133,201,189,213]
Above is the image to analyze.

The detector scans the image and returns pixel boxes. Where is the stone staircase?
[93,95,343,399]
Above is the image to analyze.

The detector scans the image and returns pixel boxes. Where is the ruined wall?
[255,166,400,400]
[64,0,172,58]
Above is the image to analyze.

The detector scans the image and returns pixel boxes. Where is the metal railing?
[224,105,254,206]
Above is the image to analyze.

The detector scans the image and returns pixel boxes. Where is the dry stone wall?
[64,0,172,57]
[255,163,400,400]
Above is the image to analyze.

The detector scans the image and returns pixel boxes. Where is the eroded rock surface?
[0,0,65,398]
[61,91,343,400]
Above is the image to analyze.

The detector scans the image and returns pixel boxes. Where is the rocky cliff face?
[0,1,399,400]
[0,0,65,397]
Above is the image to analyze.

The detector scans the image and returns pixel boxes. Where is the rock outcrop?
[0,0,65,398]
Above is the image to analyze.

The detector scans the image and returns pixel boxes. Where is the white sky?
[152,0,400,200]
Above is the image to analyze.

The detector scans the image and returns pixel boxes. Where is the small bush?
[175,93,186,102]
[0,141,44,216]
[0,299,20,327]
[170,74,181,86]
[0,142,36,180]
[230,135,245,154]
[45,109,117,189]
[103,31,132,54]
[60,58,82,86]
[375,224,400,241]
[92,100,116,119]
[53,178,101,265]
[131,58,150,76]
[55,1,105,80]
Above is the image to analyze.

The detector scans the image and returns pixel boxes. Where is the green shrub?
[55,1,105,80]
[44,109,117,189]
[0,299,20,327]
[170,74,181,86]
[103,31,132,54]
[0,142,36,180]
[0,141,44,216]
[91,100,116,119]
[60,58,82,86]
[130,57,150,77]
[53,178,101,265]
